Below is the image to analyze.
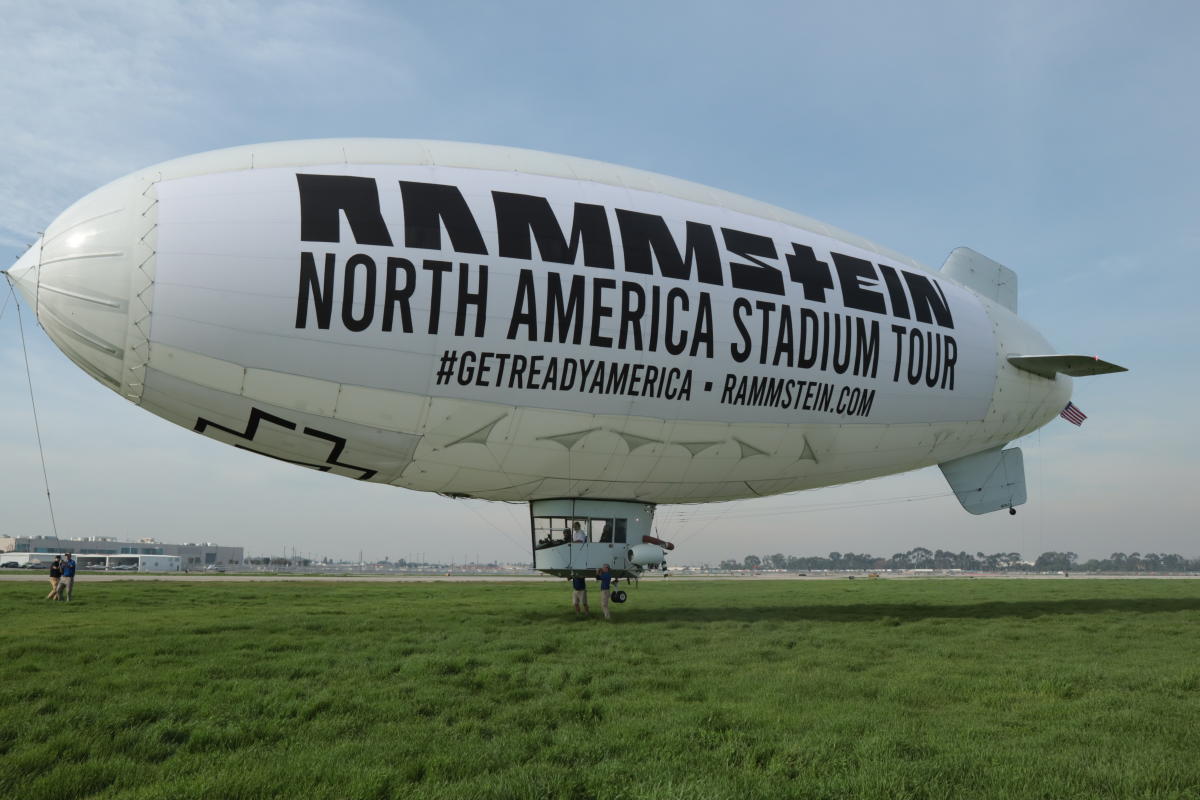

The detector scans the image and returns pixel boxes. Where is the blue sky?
[2,0,1195,564]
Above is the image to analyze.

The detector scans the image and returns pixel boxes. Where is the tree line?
[716,549,1200,573]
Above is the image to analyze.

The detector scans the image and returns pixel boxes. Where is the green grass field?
[3,578,1199,800]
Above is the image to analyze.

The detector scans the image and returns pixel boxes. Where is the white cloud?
[0,0,423,243]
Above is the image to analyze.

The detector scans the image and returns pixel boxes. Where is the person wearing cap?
[58,552,77,601]
[47,556,63,601]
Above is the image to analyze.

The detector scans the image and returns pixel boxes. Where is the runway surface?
[1,572,1197,583]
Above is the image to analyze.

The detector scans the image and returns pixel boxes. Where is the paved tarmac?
[0,572,555,583]
[1,571,1197,582]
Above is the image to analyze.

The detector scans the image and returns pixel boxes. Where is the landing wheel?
[612,590,628,604]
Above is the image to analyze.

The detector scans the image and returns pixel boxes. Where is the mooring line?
[13,287,62,540]
[0,281,12,325]
[453,498,529,558]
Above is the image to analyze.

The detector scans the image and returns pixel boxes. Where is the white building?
[0,535,242,568]
[1,553,182,572]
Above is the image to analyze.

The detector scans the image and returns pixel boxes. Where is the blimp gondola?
[4,139,1124,589]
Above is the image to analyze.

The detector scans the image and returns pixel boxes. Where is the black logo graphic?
[194,407,377,480]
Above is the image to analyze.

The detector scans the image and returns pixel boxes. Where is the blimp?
[5,139,1123,588]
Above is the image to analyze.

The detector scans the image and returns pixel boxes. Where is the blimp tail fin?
[941,247,1018,313]
[939,446,1026,515]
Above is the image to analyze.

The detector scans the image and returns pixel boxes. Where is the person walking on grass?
[46,556,62,601]
[571,575,589,617]
[58,552,76,601]
[596,564,614,621]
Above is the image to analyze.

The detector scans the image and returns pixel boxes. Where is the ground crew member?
[59,552,76,601]
[47,556,62,600]
[597,564,614,621]
[571,575,589,616]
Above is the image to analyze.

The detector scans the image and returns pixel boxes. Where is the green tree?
[908,547,933,568]
[1034,552,1077,572]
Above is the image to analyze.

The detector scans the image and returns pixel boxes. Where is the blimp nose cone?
[16,172,155,396]
[5,240,41,309]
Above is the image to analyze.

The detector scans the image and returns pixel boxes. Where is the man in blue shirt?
[596,564,614,620]
[571,575,589,616]
[59,552,76,601]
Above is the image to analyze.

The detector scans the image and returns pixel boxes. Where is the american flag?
[1060,402,1087,426]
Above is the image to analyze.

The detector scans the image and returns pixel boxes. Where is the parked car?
[22,562,47,569]
[1,562,19,568]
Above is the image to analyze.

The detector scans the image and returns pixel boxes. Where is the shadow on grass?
[527,597,1200,624]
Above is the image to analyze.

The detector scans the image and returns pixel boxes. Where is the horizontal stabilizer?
[1008,354,1128,379]
[941,247,1018,313]
[939,446,1026,515]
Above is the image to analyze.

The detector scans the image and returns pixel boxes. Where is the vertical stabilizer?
[939,446,1026,514]
[941,247,1018,313]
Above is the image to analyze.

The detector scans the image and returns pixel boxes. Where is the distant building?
[0,535,242,568]
[0,552,182,572]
